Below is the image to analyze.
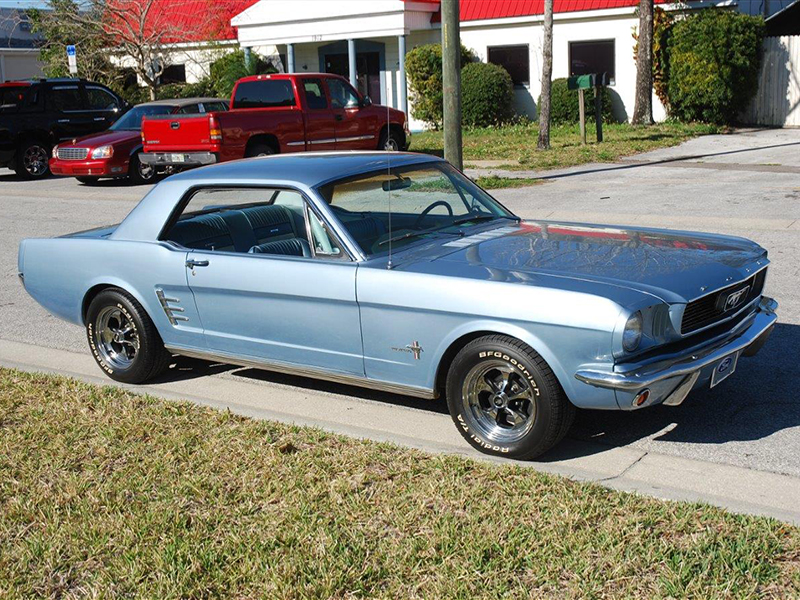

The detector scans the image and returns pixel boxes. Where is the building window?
[569,40,615,83]
[161,64,186,85]
[487,45,529,86]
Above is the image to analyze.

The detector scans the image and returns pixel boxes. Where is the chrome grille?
[57,147,89,160]
[681,269,766,334]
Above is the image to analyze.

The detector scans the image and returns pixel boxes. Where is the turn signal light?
[632,389,651,407]
[209,128,222,141]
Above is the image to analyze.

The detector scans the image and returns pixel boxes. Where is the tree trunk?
[631,0,654,125]
[537,0,554,150]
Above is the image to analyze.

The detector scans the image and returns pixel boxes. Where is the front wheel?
[128,152,156,185]
[86,289,171,384]
[446,335,575,459]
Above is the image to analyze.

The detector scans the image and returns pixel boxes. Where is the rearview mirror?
[382,176,411,192]
[361,95,372,107]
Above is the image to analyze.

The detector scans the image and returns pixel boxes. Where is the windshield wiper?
[451,214,519,226]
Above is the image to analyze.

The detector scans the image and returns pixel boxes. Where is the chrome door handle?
[185,259,209,268]
[58,119,70,123]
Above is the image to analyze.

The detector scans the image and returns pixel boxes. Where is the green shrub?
[209,50,277,99]
[155,79,218,101]
[541,78,616,124]
[405,43,477,128]
[461,62,514,127]
[666,10,764,124]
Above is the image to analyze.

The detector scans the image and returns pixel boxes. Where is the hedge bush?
[461,62,514,127]
[540,78,616,124]
[405,43,477,128]
[666,10,764,124]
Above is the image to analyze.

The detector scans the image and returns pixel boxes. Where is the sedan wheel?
[86,288,171,383]
[446,335,575,459]
[16,141,50,179]
[128,153,156,185]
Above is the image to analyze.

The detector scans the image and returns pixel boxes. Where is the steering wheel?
[414,201,454,228]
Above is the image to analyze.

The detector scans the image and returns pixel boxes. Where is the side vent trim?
[156,288,189,325]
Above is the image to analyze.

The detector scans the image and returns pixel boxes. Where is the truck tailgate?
[142,114,215,152]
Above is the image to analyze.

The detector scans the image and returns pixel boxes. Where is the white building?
[230,0,794,130]
[0,8,44,82]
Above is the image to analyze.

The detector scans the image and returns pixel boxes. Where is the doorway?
[318,40,385,104]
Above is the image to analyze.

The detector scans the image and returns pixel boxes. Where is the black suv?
[0,78,129,179]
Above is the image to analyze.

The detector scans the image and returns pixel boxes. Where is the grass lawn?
[1,368,798,599]
[411,122,720,171]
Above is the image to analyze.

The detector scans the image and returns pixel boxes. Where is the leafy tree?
[405,43,476,129]
[209,50,277,99]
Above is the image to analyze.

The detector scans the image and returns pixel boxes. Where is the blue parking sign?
[67,45,76,56]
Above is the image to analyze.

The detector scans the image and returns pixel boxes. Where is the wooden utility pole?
[537,0,554,150]
[442,0,462,169]
[631,0,654,125]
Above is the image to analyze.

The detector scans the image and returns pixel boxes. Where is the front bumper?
[49,158,127,177]
[139,152,216,167]
[575,297,778,393]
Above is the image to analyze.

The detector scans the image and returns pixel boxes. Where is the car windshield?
[0,86,28,112]
[110,104,175,131]
[317,162,517,257]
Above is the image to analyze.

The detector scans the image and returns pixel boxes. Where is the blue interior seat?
[249,238,311,257]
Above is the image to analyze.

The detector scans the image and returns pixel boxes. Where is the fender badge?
[392,340,423,360]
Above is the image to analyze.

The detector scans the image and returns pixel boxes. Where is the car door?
[326,77,377,150]
[84,85,123,132]
[47,83,93,141]
[299,77,336,151]
[162,186,364,376]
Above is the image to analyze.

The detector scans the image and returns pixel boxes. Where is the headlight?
[622,311,643,352]
[52,145,58,159]
[91,145,114,159]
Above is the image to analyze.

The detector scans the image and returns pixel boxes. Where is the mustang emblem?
[722,286,751,312]
[392,341,423,360]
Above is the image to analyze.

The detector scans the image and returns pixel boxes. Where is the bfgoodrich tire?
[446,335,575,459]
[85,288,171,384]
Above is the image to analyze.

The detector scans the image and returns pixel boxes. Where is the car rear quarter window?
[49,86,83,112]
[0,86,28,112]
[176,104,200,114]
[86,86,120,110]
[202,101,228,112]
[233,80,296,109]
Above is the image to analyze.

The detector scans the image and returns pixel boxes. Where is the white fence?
[742,35,800,127]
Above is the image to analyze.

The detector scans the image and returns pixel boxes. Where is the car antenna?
[386,79,394,270]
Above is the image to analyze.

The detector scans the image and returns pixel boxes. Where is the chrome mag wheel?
[461,360,537,444]
[383,136,400,151]
[138,159,155,181]
[94,306,140,369]
[23,144,49,177]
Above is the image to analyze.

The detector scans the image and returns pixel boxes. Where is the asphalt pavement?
[1,128,799,521]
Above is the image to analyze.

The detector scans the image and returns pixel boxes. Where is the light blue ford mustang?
[18,152,778,458]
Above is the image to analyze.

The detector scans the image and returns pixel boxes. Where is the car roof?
[167,152,446,188]
[137,97,227,107]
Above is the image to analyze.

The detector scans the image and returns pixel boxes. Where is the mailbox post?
[567,72,609,144]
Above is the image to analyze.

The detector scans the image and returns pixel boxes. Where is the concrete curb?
[3,338,800,525]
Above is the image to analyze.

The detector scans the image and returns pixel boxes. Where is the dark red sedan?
[50,97,228,185]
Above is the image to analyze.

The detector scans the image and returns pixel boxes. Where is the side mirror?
[361,95,372,108]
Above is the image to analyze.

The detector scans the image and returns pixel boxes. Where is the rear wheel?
[128,152,156,185]
[86,289,171,384]
[15,139,51,179]
[446,335,575,459]
[245,143,274,158]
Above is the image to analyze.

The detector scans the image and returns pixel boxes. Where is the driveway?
[2,128,799,520]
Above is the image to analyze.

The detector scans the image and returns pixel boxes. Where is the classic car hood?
[62,130,139,148]
[425,221,767,304]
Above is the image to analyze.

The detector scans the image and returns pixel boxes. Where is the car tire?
[378,129,403,152]
[128,152,156,185]
[85,288,171,384]
[245,143,274,158]
[446,335,575,460]
[14,139,51,179]
[76,176,100,185]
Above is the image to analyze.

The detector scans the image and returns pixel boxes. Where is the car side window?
[49,86,83,112]
[303,78,328,110]
[327,78,360,109]
[86,86,119,111]
[162,187,346,260]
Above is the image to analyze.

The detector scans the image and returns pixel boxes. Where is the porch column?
[243,46,253,74]
[347,38,357,87]
[287,43,295,73]
[398,34,408,116]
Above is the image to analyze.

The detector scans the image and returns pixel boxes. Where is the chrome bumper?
[575,297,778,392]
[139,152,217,167]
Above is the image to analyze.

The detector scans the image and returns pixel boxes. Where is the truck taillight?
[141,131,146,143]
[209,115,222,142]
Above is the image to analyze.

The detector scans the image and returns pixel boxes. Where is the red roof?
[432,0,669,22]
[105,0,259,44]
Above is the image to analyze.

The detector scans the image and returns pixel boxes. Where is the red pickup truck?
[141,73,409,169]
